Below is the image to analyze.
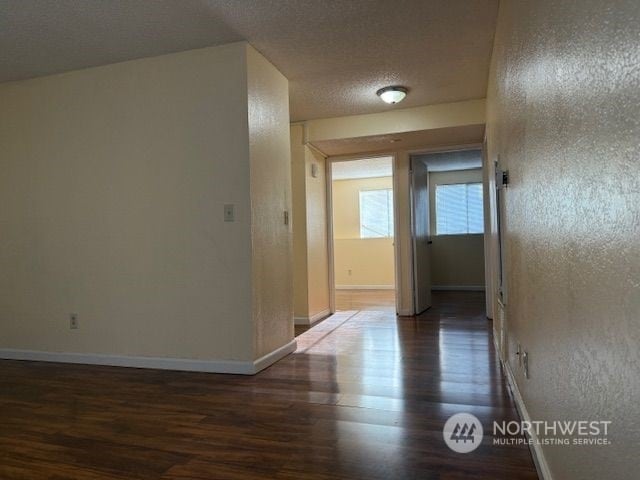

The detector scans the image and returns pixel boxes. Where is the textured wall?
[246,45,294,359]
[486,1,640,478]
[290,126,330,320]
[0,44,255,361]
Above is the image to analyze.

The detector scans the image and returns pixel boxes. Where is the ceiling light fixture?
[376,86,408,104]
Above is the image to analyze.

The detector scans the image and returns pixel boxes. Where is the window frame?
[358,187,394,239]
[434,181,484,236]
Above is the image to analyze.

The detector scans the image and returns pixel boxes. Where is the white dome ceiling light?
[376,86,408,104]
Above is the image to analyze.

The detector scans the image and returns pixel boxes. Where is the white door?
[410,157,432,314]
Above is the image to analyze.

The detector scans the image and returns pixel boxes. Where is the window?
[359,189,394,238]
[435,183,484,235]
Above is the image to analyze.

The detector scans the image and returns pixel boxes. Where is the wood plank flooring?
[335,288,396,312]
[296,289,396,336]
[0,292,538,479]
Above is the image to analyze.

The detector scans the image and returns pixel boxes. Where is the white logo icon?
[443,413,483,453]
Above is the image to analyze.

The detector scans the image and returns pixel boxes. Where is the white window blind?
[359,189,394,238]
[436,183,484,235]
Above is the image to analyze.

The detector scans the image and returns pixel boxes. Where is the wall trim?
[431,285,485,291]
[496,338,553,480]
[294,309,331,326]
[335,285,395,290]
[252,339,298,373]
[0,339,297,376]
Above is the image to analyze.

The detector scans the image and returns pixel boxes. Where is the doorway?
[410,148,486,313]
[328,156,397,313]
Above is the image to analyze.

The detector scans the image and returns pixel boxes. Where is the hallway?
[0,292,538,479]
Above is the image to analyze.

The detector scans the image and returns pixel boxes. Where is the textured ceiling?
[0,0,499,121]
[332,157,393,180]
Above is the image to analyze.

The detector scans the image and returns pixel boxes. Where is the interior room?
[0,2,637,480]
[331,157,397,312]
[415,149,486,293]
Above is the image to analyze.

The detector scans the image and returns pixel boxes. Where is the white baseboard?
[294,309,331,326]
[496,338,553,480]
[252,340,297,373]
[0,339,297,376]
[431,285,485,291]
[335,285,395,290]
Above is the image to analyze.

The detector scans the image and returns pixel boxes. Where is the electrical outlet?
[223,204,235,222]
[70,313,79,330]
[522,351,529,379]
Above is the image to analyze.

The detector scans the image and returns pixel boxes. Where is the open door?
[410,156,432,314]
[328,156,398,314]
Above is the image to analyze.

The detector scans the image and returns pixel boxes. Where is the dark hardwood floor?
[0,292,538,479]
[335,288,396,312]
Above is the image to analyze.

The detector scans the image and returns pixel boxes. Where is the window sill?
[434,233,484,237]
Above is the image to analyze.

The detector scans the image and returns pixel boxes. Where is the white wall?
[486,1,639,478]
[0,42,294,372]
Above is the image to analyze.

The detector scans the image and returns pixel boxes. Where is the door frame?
[325,142,486,318]
[409,155,432,314]
[407,143,484,315]
[325,153,400,315]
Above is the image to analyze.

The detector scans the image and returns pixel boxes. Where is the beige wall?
[291,126,310,317]
[246,46,293,358]
[304,147,330,316]
[306,99,486,143]
[332,176,395,288]
[290,125,330,320]
[295,100,486,316]
[0,43,293,370]
[486,1,639,478]
[428,169,485,288]
[332,176,393,238]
